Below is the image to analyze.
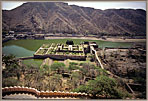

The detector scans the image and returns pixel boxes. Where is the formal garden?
[34,42,86,58]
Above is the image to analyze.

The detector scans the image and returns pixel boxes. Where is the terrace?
[34,42,86,60]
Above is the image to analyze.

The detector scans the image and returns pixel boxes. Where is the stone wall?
[34,54,86,60]
[2,86,90,99]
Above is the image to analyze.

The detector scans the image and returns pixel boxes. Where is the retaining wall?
[34,54,86,60]
[18,56,34,60]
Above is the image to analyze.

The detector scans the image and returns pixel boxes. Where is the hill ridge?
[2,2,146,37]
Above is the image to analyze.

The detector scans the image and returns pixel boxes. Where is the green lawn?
[22,59,43,67]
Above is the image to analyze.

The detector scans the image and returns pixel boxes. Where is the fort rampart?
[2,86,91,99]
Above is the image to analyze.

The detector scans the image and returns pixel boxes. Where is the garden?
[35,43,85,57]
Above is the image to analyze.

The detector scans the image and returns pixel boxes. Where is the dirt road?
[45,37,146,42]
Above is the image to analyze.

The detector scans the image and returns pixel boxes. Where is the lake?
[2,39,132,67]
[2,45,35,58]
[2,39,132,57]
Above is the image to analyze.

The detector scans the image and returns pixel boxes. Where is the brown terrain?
[98,42,146,77]
[97,42,146,98]
[2,2,146,38]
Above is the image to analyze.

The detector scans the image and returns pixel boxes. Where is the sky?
[2,1,146,11]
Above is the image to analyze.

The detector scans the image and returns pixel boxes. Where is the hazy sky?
[2,1,146,10]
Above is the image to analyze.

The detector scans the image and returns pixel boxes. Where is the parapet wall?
[2,86,91,99]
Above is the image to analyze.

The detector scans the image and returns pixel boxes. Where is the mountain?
[2,2,146,37]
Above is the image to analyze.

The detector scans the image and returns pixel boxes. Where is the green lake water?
[2,45,35,58]
[2,39,132,67]
[3,39,132,52]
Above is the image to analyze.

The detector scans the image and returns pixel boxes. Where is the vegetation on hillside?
[73,75,130,99]
[3,2,146,37]
[2,54,131,99]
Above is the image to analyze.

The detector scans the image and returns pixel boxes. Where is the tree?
[2,54,21,80]
[50,62,65,74]
[48,74,62,91]
[73,75,130,99]
[42,65,50,75]
[79,62,102,79]
[69,62,79,70]
[66,40,74,45]
[2,30,8,35]
[88,75,117,98]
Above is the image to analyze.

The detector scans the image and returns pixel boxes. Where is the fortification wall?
[2,86,90,99]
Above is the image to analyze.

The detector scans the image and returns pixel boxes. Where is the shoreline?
[45,37,146,42]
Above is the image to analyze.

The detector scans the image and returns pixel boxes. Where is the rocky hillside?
[2,2,146,37]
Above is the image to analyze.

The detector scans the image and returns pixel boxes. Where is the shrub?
[69,62,78,65]
[69,62,79,70]
[3,77,19,87]
[69,65,80,70]
[79,62,85,66]
[43,65,49,70]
